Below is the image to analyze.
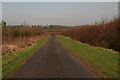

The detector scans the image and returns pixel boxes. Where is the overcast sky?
[2,2,118,26]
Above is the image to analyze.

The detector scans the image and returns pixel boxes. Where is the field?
[57,35,118,78]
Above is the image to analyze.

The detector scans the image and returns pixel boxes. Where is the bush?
[61,18,120,51]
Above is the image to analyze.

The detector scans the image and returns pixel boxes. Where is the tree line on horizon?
[2,25,45,39]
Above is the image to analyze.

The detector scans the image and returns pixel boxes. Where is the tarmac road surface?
[11,35,97,78]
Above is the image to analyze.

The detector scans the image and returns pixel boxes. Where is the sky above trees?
[2,2,118,26]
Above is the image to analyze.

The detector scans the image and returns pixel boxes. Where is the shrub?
[61,18,120,51]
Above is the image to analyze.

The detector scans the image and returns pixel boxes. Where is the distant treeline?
[61,18,120,51]
[2,25,45,38]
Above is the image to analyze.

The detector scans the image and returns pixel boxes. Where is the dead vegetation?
[2,25,49,55]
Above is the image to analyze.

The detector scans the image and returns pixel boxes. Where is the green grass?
[57,35,118,78]
[2,36,50,78]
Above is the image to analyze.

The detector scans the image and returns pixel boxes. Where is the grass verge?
[2,35,50,78]
[57,35,118,78]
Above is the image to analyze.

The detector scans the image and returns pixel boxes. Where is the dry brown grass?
[2,33,49,55]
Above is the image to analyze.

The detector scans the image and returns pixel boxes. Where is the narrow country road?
[11,35,96,78]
